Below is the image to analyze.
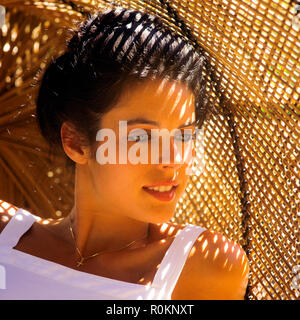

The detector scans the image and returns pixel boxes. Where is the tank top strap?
[151,224,206,299]
[0,208,38,249]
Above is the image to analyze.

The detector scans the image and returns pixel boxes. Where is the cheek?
[177,164,191,192]
[182,141,196,163]
[91,163,142,196]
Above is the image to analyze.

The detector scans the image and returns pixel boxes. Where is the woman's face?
[86,78,196,224]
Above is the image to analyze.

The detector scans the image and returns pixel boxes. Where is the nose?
[156,135,193,170]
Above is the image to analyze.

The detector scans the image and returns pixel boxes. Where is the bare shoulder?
[153,221,186,241]
[0,199,59,237]
[0,200,20,233]
[172,228,250,300]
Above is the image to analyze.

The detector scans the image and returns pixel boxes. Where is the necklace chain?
[68,216,149,267]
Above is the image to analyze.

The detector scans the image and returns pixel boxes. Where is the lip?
[143,180,179,188]
[142,185,178,202]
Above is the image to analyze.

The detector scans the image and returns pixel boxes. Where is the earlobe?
[60,122,89,165]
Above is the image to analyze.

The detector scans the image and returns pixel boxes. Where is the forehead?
[102,78,195,127]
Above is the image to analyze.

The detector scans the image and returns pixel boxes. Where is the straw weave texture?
[0,0,299,300]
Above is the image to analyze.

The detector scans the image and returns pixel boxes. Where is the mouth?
[142,185,178,202]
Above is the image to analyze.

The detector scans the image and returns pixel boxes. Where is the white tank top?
[0,208,206,300]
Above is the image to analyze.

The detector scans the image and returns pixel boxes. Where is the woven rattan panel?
[0,0,299,300]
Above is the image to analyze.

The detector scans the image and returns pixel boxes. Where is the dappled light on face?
[155,77,168,96]
[192,109,195,122]
[171,87,183,112]
[152,78,195,124]
[169,87,189,116]
[179,98,188,120]
[166,82,177,102]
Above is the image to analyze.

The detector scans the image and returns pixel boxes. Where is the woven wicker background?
[0,0,299,300]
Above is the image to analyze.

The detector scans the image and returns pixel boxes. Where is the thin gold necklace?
[68,216,149,267]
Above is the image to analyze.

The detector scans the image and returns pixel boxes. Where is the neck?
[65,165,150,258]
[68,205,150,257]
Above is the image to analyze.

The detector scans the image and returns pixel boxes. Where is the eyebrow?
[126,117,196,128]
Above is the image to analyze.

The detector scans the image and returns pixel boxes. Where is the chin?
[147,211,175,224]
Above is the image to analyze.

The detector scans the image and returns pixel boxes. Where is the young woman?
[0,7,249,300]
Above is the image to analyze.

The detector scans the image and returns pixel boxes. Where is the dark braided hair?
[36,7,212,169]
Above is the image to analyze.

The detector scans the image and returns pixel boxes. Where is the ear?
[60,121,89,165]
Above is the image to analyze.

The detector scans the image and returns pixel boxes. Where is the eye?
[127,130,149,142]
[128,134,149,142]
[174,132,197,142]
